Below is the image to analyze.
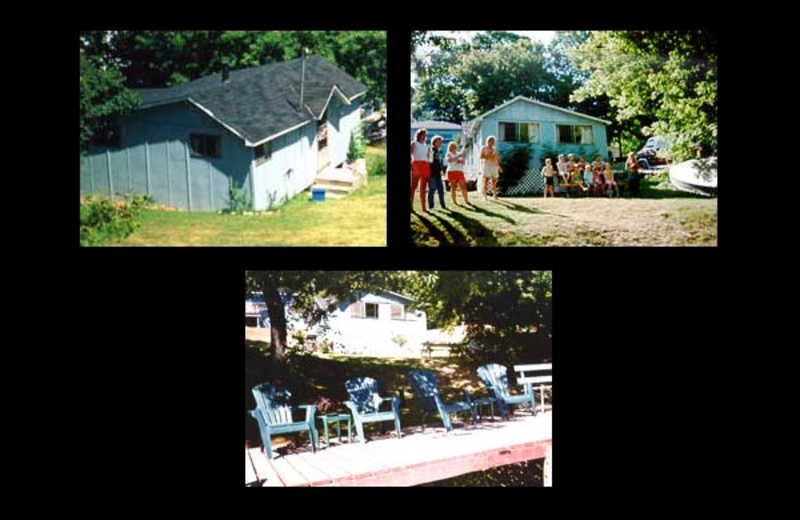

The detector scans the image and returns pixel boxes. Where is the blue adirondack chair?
[408,369,475,432]
[344,377,401,442]
[249,381,319,460]
[477,364,536,421]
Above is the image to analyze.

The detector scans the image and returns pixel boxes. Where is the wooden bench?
[514,364,552,414]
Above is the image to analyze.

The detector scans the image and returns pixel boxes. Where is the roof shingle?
[136,55,367,145]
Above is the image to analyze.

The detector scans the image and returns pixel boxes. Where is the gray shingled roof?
[136,55,367,145]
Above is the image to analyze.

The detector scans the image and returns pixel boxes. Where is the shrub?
[367,153,386,176]
[346,122,367,162]
[79,194,150,246]
[498,144,532,195]
[225,178,252,213]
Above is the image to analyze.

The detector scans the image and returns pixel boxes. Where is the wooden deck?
[246,411,552,486]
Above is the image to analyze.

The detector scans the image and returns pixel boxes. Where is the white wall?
[323,294,427,353]
[251,122,317,210]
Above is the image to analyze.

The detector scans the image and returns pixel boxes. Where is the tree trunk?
[261,279,288,363]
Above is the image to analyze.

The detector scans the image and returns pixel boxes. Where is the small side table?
[472,397,496,422]
[318,413,352,448]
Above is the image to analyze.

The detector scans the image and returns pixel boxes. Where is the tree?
[412,33,581,122]
[94,31,386,106]
[389,271,552,364]
[245,271,394,363]
[79,49,139,153]
[570,31,717,160]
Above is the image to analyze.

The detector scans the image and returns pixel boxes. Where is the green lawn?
[411,174,717,247]
[120,147,386,246]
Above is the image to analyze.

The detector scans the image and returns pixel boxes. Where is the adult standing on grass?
[625,152,641,197]
[446,142,469,206]
[410,129,431,212]
[480,136,502,201]
[427,135,447,210]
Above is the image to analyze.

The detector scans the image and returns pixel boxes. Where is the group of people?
[410,128,470,212]
[410,131,504,213]
[411,129,645,211]
[540,153,620,199]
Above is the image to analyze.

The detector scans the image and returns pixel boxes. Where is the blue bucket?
[312,188,326,202]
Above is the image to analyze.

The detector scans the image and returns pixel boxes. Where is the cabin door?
[317,114,329,173]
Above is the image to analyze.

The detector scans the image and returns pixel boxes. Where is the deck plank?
[271,456,311,487]
[254,412,551,487]
[248,447,286,487]
[295,451,354,483]
[282,452,334,486]
[246,449,257,485]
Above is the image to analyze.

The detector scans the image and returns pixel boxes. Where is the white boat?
[669,157,717,196]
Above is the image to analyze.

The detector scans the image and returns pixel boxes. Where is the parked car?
[636,136,670,169]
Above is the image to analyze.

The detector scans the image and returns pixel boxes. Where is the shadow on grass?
[467,204,516,224]
[413,211,470,247]
[493,199,539,214]
[446,211,501,246]
[412,211,457,246]
[427,211,474,247]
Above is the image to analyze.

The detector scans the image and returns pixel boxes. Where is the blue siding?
[79,101,252,211]
[79,97,360,211]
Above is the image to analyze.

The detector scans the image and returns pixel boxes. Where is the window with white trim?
[499,122,540,143]
[557,125,594,145]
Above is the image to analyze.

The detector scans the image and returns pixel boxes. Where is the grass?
[411,174,716,247]
[119,147,386,246]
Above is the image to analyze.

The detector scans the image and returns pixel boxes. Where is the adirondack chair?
[248,381,318,460]
[408,369,475,432]
[344,377,401,442]
[477,363,536,421]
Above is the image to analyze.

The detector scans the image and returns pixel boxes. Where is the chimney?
[222,63,229,83]
[299,49,306,114]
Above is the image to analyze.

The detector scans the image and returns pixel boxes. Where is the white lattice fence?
[507,168,544,195]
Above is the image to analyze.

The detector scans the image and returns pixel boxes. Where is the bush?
[80,194,150,246]
[225,178,252,213]
[346,122,367,162]
[498,144,533,195]
[367,153,386,176]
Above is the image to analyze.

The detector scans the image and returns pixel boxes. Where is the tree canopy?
[80,31,386,152]
[411,31,605,123]
[570,30,717,160]
[246,271,552,366]
[411,30,717,160]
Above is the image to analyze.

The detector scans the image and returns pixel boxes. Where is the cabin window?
[499,122,539,143]
[91,119,122,148]
[498,122,518,142]
[245,316,258,327]
[190,134,221,158]
[557,125,595,145]
[520,123,540,144]
[577,126,594,145]
[557,125,575,144]
[351,301,365,318]
[365,303,379,319]
[391,304,405,321]
[254,142,272,166]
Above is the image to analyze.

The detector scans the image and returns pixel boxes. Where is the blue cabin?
[463,96,610,179]
[79,55,366,211]
[410,121,462,151]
